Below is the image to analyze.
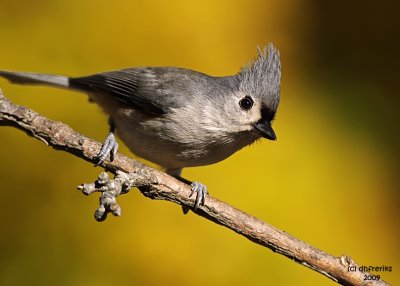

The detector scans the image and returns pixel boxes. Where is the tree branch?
[0,89,389,286]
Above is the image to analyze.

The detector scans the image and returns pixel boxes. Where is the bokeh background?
[0,0,398,285]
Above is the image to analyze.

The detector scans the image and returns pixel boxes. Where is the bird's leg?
[166,168,208,213]
[96,117,119,165]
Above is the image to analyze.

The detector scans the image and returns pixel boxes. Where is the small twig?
[0,90,389,286]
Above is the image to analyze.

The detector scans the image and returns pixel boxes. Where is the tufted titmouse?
[0,44,281,209]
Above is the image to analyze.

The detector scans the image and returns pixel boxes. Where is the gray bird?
[0,44,281,210]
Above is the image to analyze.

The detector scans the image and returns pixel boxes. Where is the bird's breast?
[112,107,258,169]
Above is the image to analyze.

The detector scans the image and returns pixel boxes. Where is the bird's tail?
[0,70,70,89]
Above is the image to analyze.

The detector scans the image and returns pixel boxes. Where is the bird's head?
[231,44,281,141]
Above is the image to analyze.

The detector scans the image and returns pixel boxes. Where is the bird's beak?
[254,120,277,141]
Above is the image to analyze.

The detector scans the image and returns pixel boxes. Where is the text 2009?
[364,274,380,281]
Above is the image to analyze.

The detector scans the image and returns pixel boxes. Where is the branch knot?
[77,171,137,221]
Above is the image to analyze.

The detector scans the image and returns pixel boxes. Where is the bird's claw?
[190,181,208,209]
[95,132,119,165]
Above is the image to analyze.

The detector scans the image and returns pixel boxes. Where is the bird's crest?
[238,43,281,110]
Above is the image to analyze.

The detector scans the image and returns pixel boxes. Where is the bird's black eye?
[239,96,254,111]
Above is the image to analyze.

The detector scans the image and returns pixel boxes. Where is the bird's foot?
[190,181,208,210]
[95,132,119,165]
[165,169,208,213]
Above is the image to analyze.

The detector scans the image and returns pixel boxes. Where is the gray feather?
[0,70,69,88]
[70,67,227,115]
[238,43,281,111]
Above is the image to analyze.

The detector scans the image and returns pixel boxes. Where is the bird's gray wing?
[70,67,172,114]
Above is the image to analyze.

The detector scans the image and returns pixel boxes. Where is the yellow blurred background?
[0,0,398,285]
